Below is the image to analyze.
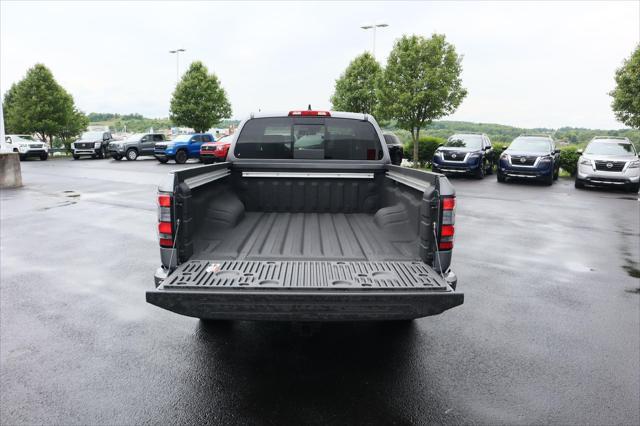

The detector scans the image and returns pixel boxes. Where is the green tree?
[378,34,467,166]
[610,45,640,129]
[59,107,90,151]
[170,61,232,132]
[1,64,85,143]
[330,52,382,114]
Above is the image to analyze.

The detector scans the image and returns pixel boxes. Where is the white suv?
[576,137,639,193]
[4,135,49,161]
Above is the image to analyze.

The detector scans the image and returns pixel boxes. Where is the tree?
[1,64,86,143]
[378,34,467,166]
[330,52,382,114]
[610,45,640,129]
[170,61,232,132]
[59,107,90,151]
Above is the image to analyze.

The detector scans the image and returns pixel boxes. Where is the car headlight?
[94,142,101,149]
[433,150,442,157]
[579,157,592,166]
[539,156,552,163]
[216,145,225,151]
[628,160,640,169]
[500,152,509,161]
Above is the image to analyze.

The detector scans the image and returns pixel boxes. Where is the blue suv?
[432,133,495,179]
[154,133,215,164]
[497,135,560,185]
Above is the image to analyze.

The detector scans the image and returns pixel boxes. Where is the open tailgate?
[147,260,463,321]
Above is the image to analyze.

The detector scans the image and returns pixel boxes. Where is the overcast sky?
[1,1,639,129]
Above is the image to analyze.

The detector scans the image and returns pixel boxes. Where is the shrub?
[559,146,581,176]
[403,136,445,167]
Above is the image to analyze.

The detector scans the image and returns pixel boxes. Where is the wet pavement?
[1,157,639,425]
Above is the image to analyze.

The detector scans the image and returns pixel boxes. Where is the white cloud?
[1,1,638,129]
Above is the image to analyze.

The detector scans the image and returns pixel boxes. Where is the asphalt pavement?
[1,157,639,425]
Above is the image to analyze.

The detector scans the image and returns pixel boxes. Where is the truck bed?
[193,212,419,261]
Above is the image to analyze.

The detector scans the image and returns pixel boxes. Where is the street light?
[169,48,186,84]
[360,23,388,59]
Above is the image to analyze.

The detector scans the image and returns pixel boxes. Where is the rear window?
[234,117,383,160]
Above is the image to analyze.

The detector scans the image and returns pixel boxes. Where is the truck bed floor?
[193,212,419,261]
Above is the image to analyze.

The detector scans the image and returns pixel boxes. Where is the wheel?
[101,147,108,159]
[112,154,122,161]
[40,152,48,161]
[91,154,97,159]
[126,148,138,161]
[175,150,188,164]
[627,182,640,193]
[19,155,26,161]
[544,172,553,186]
[553,165,559,180]
[474,160,486,179]
[497,172,506,183]
[157,158,169,164]
[486,161,494,175]
[574,179,585,189]
[73,154,80,160]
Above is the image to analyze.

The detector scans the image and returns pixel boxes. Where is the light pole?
[360,23,388,59]
[169,48,186,84]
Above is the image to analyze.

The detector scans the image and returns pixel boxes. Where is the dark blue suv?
[432,133,495,179]
[497,135,560,185]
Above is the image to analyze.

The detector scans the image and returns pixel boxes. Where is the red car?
[200,135,232,164]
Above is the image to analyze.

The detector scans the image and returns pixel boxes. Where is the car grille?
[443,151,466,161]
[510,155,537,166]
[29,144,42,149]
[76,143,93,149]
[154,144,166,153]
[202,145,216,151]
[594,160,625,172]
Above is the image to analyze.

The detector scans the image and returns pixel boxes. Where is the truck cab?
[146,111,463,321]
[154,133,215,164]
[497,135,560,185]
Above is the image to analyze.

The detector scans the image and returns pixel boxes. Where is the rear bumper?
[146,287,463,321]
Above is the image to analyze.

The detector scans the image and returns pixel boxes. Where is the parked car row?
[431,133,639,192]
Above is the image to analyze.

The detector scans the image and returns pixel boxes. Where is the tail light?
[158,193,173,247]
[288,110,331,117]
[439,196,456,250]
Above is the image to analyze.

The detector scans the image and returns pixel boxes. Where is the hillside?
[87,112,240,133]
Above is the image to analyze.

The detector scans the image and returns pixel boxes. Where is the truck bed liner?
[193,212,418,261]
[161,260,448,290]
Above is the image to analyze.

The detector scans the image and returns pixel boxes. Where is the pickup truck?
[154,133,215,164]
[146,110,463,321]
[72,130,114,159]
[109,133,166,161]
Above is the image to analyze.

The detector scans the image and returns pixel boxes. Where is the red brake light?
[442,197,456,210]
[439,241,454,250]
[159,238,173,248]
[158,222,172,234]
[288,110,331,117]
[441,225,454,237]
[158,195,171,207]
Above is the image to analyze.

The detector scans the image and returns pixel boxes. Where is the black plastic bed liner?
[161,260,448,290]
[147,260,463,321]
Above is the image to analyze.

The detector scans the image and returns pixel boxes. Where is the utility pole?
[360,23,389,59]
[169,48,186,84]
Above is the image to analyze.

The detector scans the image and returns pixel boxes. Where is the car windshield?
[384,134,400,145]
[81,131,103,140]
[13,135,35,142]
[171,135,192,142]
[446,134,483,149]
[508,137,552,153]
[234,117,383,160]
[124,133,145,142]
[585,141,636,156]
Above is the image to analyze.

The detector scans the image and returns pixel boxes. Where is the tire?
[553,165,559,180]
[486,161,493,175]
[40,152,48,161]
[19,155,26,161]
[497,173,506,183]
[574,179,585,189]
[73,154,80,160]
[627,182,640,193]
[175,150,188,164]
[126,148,138,161]
[112,154,122,161]
[157,158,169,164]
[544,172,553,186]
[474,160,486,179]
[91,154,97,159]
[102,147,108,159]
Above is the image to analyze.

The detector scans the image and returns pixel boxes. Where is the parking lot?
[1,157,639,425]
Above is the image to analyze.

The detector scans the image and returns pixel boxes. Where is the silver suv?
[575,137,639,193]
